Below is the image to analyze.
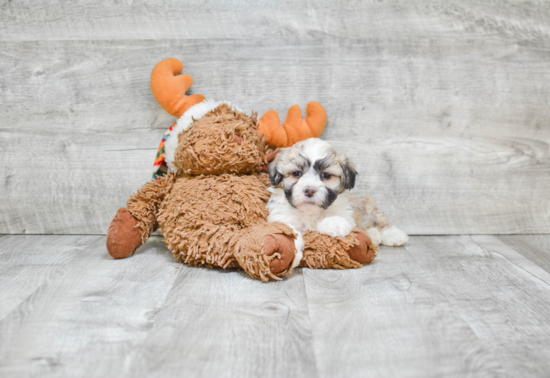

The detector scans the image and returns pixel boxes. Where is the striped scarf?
[152,122,176,179]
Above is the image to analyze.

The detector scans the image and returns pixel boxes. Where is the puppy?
[267,138,408,267]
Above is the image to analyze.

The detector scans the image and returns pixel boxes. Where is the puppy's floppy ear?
[268,160,283,187]
[341,158,357,190]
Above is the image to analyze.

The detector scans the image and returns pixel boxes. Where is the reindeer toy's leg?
[300,228,378,270]
[231,222,297,281]
[106,173,176,259]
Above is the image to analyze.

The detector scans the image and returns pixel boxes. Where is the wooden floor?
[1,234,549,377]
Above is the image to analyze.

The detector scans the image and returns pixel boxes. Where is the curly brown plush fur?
[127,173,177,243]
[158,174,271,267]
[301,229,377,269]
[174,104,266,176]
[107,104,375,281]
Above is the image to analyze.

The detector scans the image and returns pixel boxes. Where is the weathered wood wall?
[1,0,549,234]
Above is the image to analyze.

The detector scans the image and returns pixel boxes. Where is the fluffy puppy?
[267,138,408,267]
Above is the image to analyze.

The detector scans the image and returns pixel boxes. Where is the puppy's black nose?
[304,187,316,197]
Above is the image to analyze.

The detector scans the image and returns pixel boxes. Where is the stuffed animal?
[106,58,376,281]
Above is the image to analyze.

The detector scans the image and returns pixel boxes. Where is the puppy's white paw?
[366,227,382,246]
[381,225,409,246]
[316,216,353,238]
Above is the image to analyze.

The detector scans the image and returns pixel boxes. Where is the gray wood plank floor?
[1,234,549,377]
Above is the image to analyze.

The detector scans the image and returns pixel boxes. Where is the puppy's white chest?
[295,209,325,233]
[267,187,356,235]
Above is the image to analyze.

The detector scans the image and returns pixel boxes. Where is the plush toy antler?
[150,58,205,117]
[258,101,327,148]
[151,57,325,148]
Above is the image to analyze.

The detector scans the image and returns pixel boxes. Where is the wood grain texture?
[303,235,550,377]
[1,38,549,234]
[453,236,550,376]
[303,239,504,378]
[2,235,550,376]
[1,1,550,234]
[1,0,550,41]
[0,235,317,378]
[0,234,97,320]
[125,266,317,378]
[0,236,181,378]
[495,235,550,274]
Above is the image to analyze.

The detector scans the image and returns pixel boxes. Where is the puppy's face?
[269,138,357,211]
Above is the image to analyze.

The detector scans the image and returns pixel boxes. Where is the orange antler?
[150,58,205,118]
[258,101,327,148]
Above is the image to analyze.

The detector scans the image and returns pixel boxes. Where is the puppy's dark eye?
[292,171,302,178]
[321,172,332,180]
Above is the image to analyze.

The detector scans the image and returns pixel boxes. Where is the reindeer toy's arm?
[107,173,176,259]
[107,59,202,259]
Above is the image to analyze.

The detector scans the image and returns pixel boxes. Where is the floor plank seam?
[470,236,550,288]
[402,238,507,373]
[300,270,323,378]
[0,235,102,323]
[118,264,184,377]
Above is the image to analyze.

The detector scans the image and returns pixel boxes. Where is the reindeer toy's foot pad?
[301,228,377,269]
[347,230,377,264]
[106,208,143,259]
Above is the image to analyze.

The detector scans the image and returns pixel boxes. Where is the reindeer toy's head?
[150,58,327,178]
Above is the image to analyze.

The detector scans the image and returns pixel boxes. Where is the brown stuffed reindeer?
[106,58,376,281]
